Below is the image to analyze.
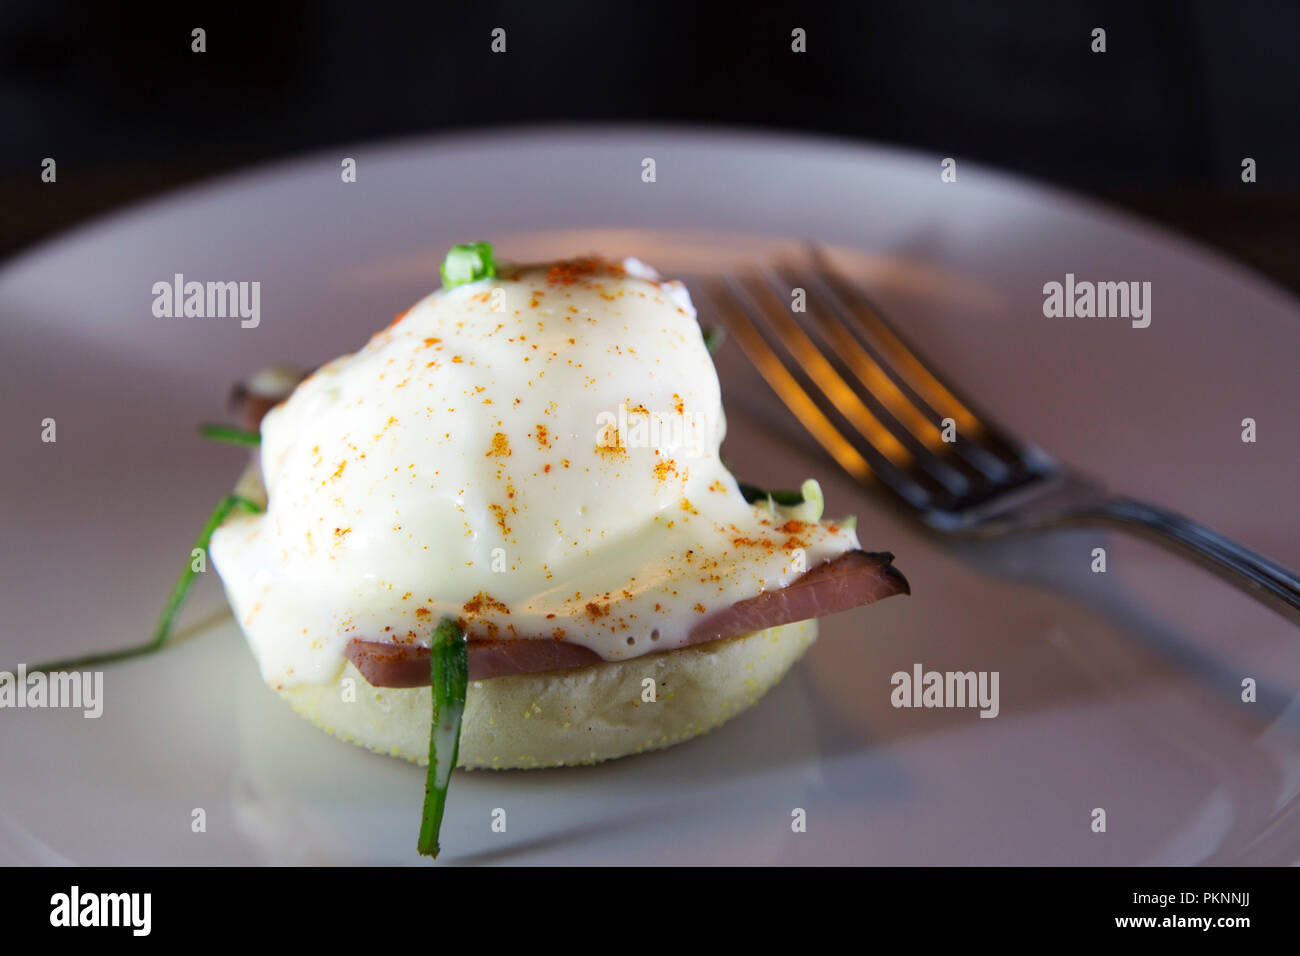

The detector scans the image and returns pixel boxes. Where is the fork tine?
[747,269,978,500]
[768,264,946,450]
[706,249,1058,517]
[804,243,1052,479]
[738,273,913,469]
[805,244,984,437]
[789,265,1014,483]
[703,278,874,484]
[705,276,939,510]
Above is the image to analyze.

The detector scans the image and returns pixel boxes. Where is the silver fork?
[703,245,1300,626]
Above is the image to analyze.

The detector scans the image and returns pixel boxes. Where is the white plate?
[2,127,1298,865]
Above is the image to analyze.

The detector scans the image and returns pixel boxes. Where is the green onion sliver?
[197,423,261,446]
[736,480,804,507]
[25,494,263,674]
[440,242,497,289]
[418,616,469,858]
[702,325,726,355]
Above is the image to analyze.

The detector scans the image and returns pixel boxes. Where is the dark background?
[2,0,1297,290]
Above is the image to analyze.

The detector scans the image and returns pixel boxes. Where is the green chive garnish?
[702,325,726,355]
[418,617,468,858]
[26,494,263,674]
[440,242,497,289]
[198,423,261,446]
[737,480,804,507]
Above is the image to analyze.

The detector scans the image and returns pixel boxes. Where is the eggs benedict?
[106,243,909,857]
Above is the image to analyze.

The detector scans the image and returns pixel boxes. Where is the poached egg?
[211,256,860,688]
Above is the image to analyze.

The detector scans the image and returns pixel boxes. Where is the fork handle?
[1076,497,1300,626]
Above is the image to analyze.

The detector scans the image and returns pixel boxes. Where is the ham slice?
[345,549,908,686]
